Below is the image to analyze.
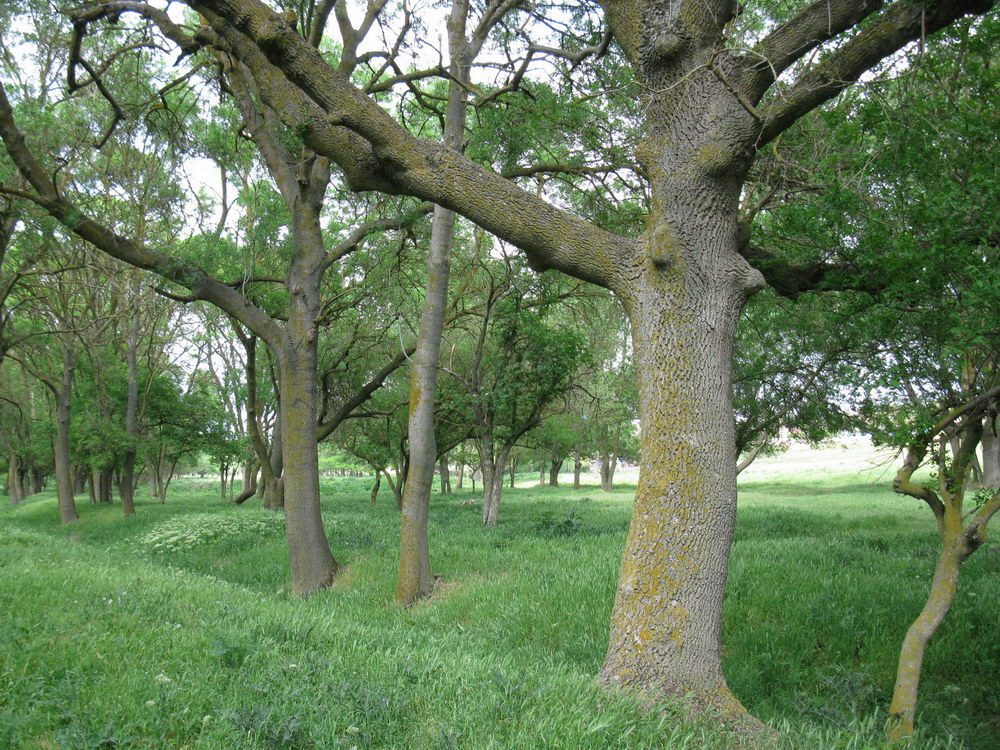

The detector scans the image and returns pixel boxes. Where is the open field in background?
[1,442,997,749]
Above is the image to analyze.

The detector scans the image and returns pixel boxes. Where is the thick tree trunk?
[99,470,113,503]
[53,344,79,524]
[539,465,546,485]
[573,448,582,489]
[370,473,381,504]
[598,195,762,717]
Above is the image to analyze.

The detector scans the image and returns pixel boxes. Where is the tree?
[1,0,994,723]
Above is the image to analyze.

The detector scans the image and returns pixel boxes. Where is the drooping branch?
[757,0,995,146]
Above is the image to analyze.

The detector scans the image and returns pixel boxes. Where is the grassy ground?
[1,444,998,749]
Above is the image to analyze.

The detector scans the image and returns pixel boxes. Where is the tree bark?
[455,462,464,490]
[53,343,79,524]
[118,292,139,517]
[887,538,964,742]
[981,421,1000,488]
[370,473,380,504]
[277,202,340,596]
[573,447,582,489]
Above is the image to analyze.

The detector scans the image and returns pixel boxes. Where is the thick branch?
[189,0,629,291]
[746,0,884,98]
[758,0,995,145]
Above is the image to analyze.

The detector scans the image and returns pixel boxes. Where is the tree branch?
[758,0,995,146]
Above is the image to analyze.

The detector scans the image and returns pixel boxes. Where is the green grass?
[0,458,997,749]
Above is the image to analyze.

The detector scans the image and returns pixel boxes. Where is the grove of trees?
[0,0,997,742]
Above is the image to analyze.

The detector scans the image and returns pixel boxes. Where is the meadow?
[1,444,998,749]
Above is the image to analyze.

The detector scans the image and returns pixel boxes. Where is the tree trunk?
[599,452,616,492]
[265,410,284,510]
[53,344,79,524]
[370,473,381,504]
[539,465,546,485]
[598,218,761,718]
[439,456,451,494]
[887,538,965,742]
[6,449,20,506]
[119,299,139,517]
[573,448,582,489]
[397,197,455,604]
[277,258,339,596]
[455,462,464,490]
[549,453,563,487]
[234,463,259,504]
[481,438,509,528]
[88,471,97,504]
[981,423,1000,488]
[220,464,228,499]
[99,470,113,503]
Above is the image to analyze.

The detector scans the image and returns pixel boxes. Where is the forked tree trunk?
[599,452,617,492]
[481,444,510,527]
[53,344,79,524]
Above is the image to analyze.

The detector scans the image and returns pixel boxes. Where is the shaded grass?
[0,465,997,748]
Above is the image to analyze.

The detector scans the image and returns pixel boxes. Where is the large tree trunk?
[53,343,79,524]
[598,181,762,717]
